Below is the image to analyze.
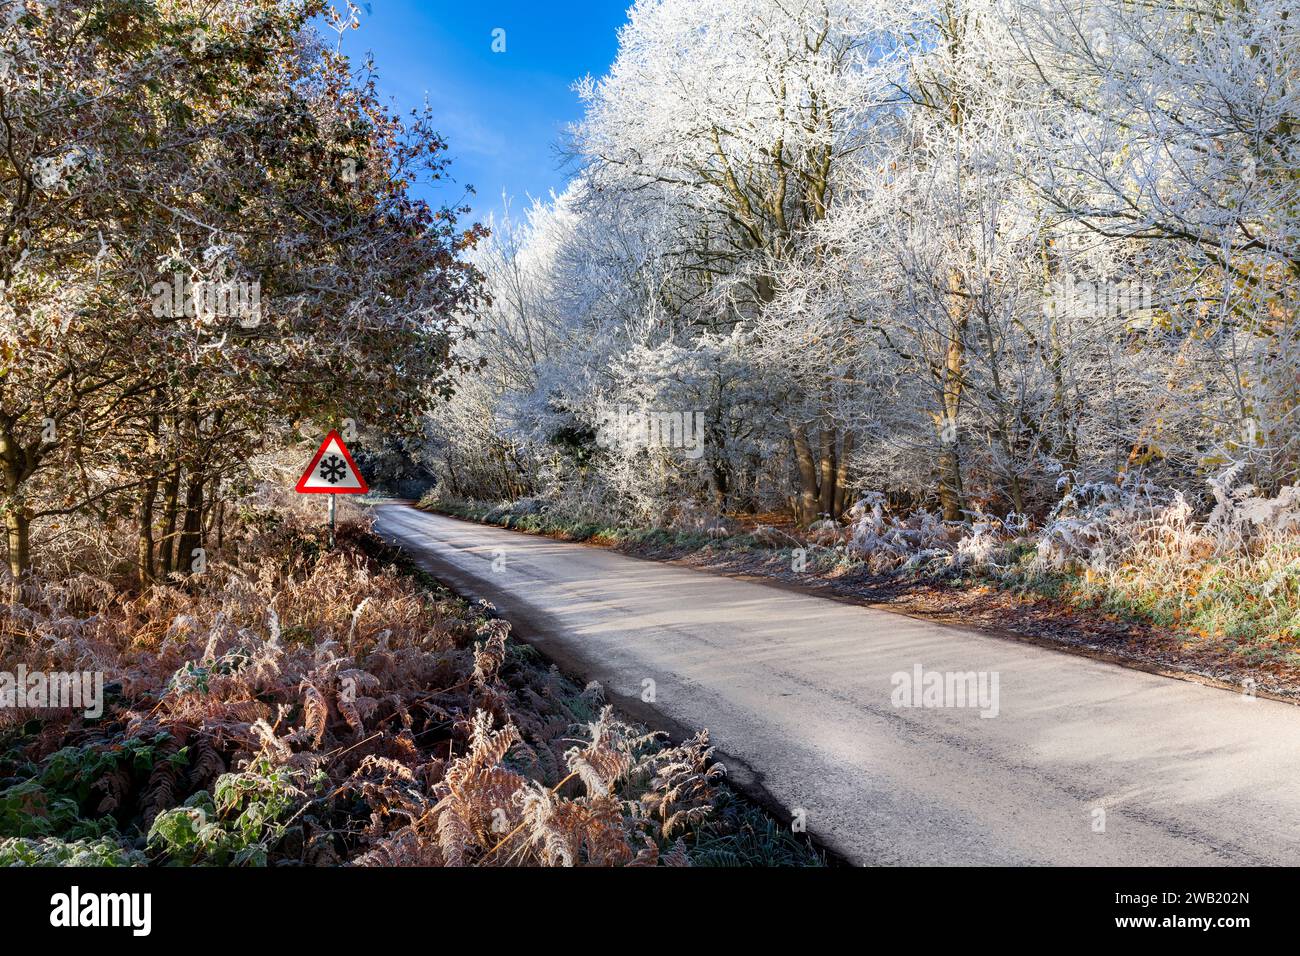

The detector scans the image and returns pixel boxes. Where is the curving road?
[373,503,1300,866]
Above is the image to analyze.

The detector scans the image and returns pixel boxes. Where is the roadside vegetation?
[0,494,824,867]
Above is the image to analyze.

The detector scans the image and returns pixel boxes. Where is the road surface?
[373,503,1300,865]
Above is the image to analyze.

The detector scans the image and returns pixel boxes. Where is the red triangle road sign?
[296,430,369,494]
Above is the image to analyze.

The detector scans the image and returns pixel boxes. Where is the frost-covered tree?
[1010,0,1300,490]
[428,0,1300,536]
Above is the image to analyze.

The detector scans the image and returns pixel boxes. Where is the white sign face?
[296,431,368,494]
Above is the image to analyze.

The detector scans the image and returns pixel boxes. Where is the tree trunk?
[202,479,222,539]
[938,268,969,522]
[135,407,162,584]
[176,468,206,575]
[5,507,30,583]
[136,475,158,585]
[0,417,38,582]
[709,459,729,511]
[832,431,854,517]
[937,427,965,522]
[158,465,181,576]
[789,423,820,525]
[817,428,836,519]
[707,420,730,511]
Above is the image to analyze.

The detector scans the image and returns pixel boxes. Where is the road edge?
[396,503,1299,709]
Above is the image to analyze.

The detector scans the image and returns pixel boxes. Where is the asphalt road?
[372,503,1300,866]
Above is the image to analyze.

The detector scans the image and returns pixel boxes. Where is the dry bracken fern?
[3,506,731,867]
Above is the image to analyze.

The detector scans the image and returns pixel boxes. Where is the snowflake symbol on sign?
[319,454,347,484]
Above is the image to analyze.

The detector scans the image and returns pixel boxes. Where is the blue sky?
[334,1,631,228]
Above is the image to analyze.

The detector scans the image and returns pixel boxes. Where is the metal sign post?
[296,430,369,549]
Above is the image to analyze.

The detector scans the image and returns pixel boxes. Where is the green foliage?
[560,687,607,726]
[684,791,825,867]
[43,733,174,802]
[168,653,251,696]
[148,759,306,866]
[0,779,95,840]
[0,835,146,867]
[993,538,1300,667]
[548,422,601,467]
[0,732,176,840]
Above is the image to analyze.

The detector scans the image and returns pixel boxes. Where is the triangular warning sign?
[295,430,369,494]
